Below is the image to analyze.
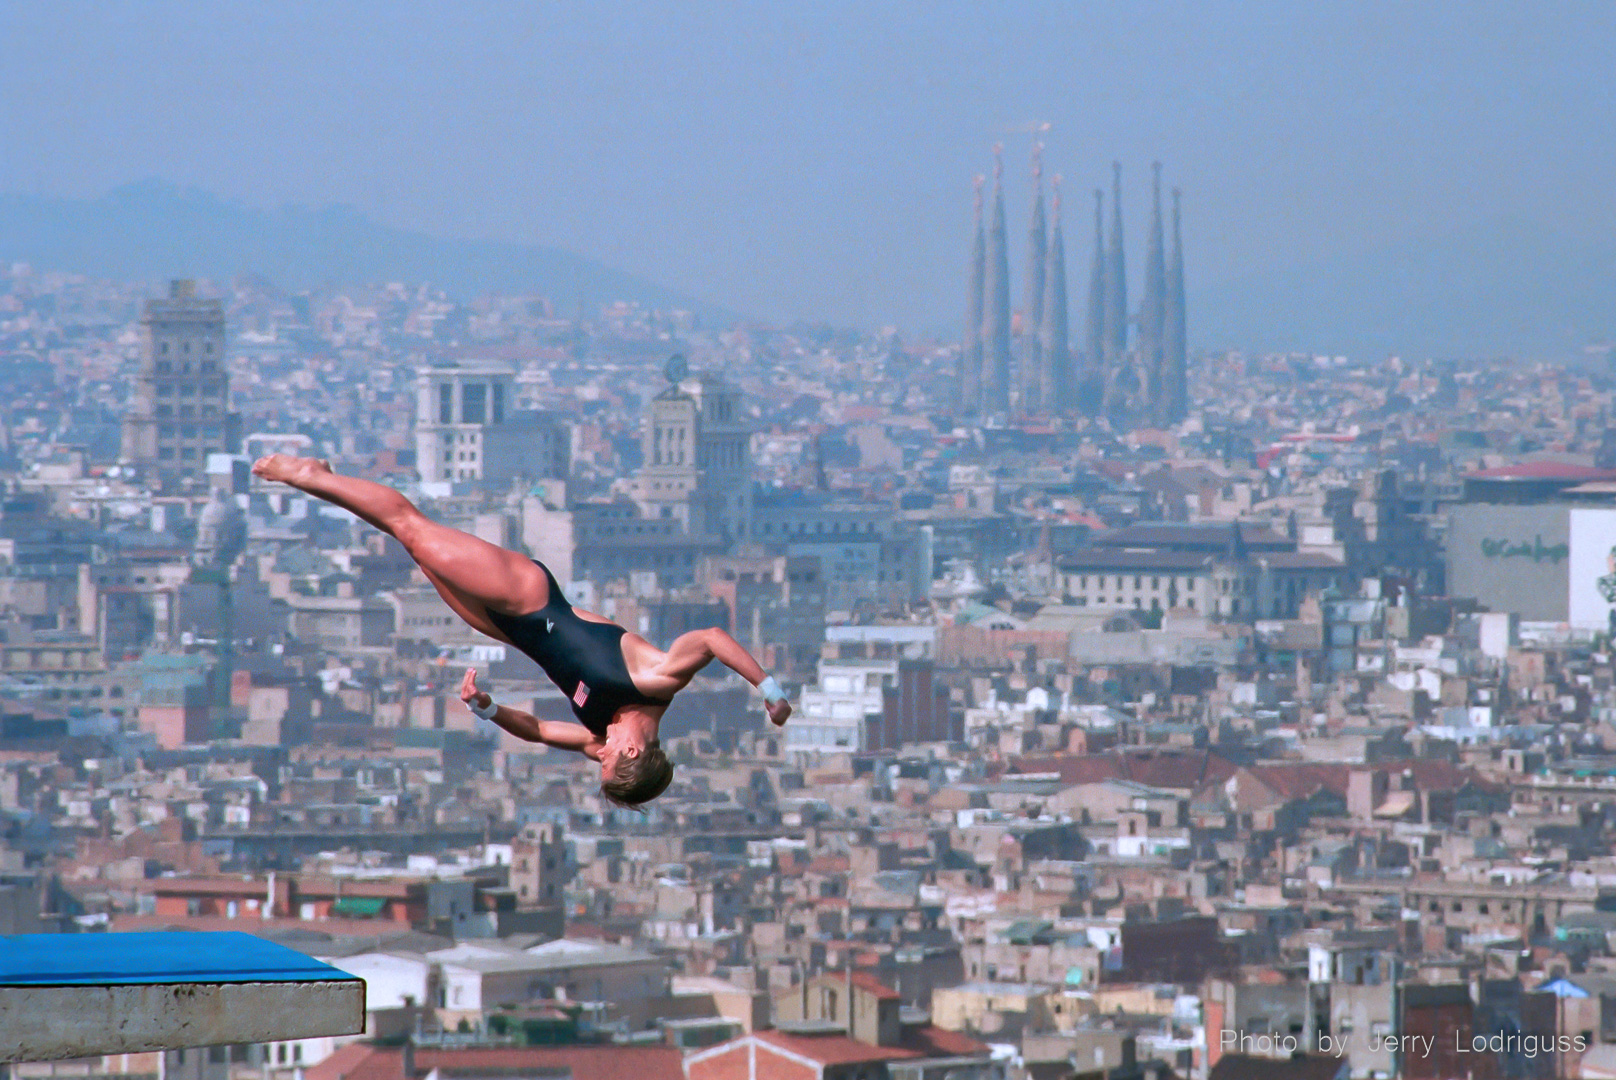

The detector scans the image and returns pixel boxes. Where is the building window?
[462,383,487,424]
[439,383,453,424]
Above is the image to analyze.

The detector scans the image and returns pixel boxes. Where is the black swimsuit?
[485,561,671,737]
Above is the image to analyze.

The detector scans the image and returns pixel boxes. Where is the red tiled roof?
[1238,763,1351,801]
[304,1042,379,1080]
[805,855,850,875]
[1012,749,1240,790]
[846,971,900,1000]
[901,1024,992,1057]
[310,1047,401,1080]
[416,1046,684,1080]
[758,1030,919,1065]
[1238,760,1499,800]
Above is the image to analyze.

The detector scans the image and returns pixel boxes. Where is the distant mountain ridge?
[0,182,1609,359]
[0,180,727,320]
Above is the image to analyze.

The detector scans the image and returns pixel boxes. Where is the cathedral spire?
[1142,161,1168,423]
[1041,175,1071,414]
[1164,186,1188,423]
[982,145,1013,415]
[1021,142,1048,413]
[1082,188,1106,417]
[1102,161,1128,366]
[961,174,986,414]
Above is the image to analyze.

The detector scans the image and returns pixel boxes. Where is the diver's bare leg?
[251,455,548,636]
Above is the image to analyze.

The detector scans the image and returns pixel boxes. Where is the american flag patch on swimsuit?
[573,682,590,707]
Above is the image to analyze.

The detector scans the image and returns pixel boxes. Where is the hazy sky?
[3,1,1614,334]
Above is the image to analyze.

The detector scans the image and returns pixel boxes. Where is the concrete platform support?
[0,932,365,1063]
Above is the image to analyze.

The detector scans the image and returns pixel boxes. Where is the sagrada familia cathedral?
[959,145,1187,428]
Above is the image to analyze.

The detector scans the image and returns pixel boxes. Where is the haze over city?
[3,1,1615,354]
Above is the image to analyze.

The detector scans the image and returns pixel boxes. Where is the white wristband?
[468,696,498,721]
[759,676,786,704]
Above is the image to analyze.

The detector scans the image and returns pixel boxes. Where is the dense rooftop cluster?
[5,260,1616,1079]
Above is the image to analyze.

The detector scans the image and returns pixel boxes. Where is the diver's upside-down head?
[601,739,674,807]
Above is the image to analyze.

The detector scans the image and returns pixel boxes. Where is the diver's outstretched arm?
[459,667,604,756]
[659,629,791,726]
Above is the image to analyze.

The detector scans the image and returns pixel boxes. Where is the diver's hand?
[766,697,792,726]
[459,667,491,712]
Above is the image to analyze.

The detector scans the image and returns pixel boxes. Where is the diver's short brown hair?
[601,740,673,807]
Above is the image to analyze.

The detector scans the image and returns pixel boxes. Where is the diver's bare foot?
[252,454,333,488]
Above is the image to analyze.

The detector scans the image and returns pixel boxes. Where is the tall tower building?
[1163,188,1189,424]
[415,361,568,488]
[640,379,700,529]
[693,372,753,542]
[960,176,985,415]
[981,147,1014,415]
[122,280,239,489]
[1082,190,1108,417]
[1141,162,1168,423]
[1102,162,1128,366]
[1020,144,1047,414]
[1040,176,1072,414]
[638,367,753,542]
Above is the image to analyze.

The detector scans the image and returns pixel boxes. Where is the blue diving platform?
[0,932,366,1063]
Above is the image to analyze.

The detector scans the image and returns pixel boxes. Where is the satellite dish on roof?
[664,353,689,384]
